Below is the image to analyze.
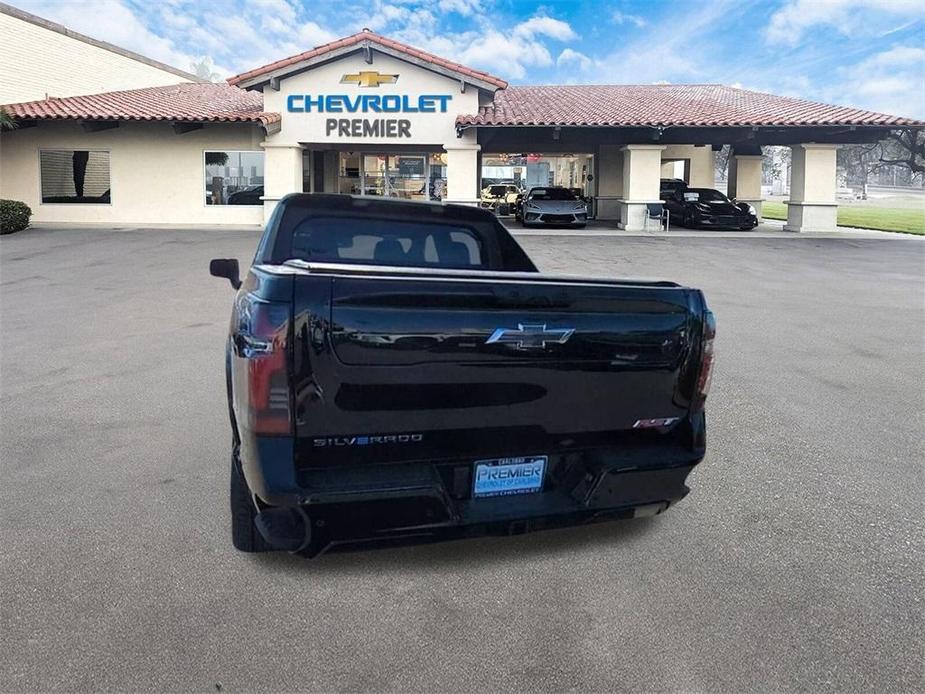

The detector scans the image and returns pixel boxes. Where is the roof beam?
[81,120,119,132]
[172,122,204,134]
[269,76,281,91]
[470,124,898,150]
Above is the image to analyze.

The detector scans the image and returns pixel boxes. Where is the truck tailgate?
[287,264,705,467]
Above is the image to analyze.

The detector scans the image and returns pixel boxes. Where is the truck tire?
[230,452,271,552]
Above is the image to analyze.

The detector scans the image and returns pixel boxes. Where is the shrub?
[0,199,32,234]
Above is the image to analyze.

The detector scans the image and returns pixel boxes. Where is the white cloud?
[12,0,580,85]
[611,10,646,28]
[593,0,747,83]
[440,0,482,16]
[512,15,577,41]
[381,9,579,80]
[557,48,592,72]
[828,45,925,118]
[297,21,338,47]
[766,0,925,45]
[16,0,206,75]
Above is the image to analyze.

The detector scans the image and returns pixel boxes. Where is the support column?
[443,133,480,206]
[618,144,665,231]
[595,144,624,221]
[727,152,764,220]
[262,142,303,223]
[688,147,715,188]
[785,144,838,232]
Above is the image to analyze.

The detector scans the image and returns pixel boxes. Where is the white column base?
[617,200,661,232]
[783,201,838,232]
[595,196,621,221]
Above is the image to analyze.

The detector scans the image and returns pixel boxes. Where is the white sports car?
[518,187,588,228]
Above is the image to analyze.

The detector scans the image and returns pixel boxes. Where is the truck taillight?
[693,310,716,412]
[237,296,291,435]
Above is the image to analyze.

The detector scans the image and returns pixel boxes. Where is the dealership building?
[1,5,922,232]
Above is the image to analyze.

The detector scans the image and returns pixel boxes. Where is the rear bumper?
[243,441,700,555]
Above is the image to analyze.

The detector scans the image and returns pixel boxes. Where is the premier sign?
[286,71,453,139]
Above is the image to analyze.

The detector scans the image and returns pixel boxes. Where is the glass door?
[337,152,439,200]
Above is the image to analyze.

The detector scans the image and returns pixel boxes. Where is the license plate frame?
[472,456,547,498]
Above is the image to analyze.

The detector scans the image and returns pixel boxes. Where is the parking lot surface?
[1,227,923,693]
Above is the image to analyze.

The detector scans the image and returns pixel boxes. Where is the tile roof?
[1,82,280,127]
[227,29,508,90]
[456,84,924,128]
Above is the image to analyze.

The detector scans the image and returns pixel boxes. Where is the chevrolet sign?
[286,93,452,113]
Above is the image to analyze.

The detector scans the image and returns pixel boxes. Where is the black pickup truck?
[210,194,715,556]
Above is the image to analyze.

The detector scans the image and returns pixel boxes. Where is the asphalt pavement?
[1,227,923,693]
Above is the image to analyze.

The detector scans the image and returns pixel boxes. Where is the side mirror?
[210,258,241,290]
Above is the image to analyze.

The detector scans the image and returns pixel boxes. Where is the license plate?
[473,456,546,498]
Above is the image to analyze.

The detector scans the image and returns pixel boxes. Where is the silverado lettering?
[313,434,424,447]
[210,193,716,557]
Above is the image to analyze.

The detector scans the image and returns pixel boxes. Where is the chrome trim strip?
[251,260,680,289]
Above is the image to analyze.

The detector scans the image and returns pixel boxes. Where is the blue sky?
[13,0,925,117]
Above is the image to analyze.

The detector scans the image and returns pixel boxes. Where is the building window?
[204,151,264,205]
[40,150,111,204]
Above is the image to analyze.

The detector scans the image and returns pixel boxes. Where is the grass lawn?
[762,201,925,235]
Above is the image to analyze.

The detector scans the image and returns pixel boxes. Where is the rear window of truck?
[283,216,486,269]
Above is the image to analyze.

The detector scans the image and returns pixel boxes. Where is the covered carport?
[457,85,923,232]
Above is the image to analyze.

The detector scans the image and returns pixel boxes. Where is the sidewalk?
[17,218,920,240]
[503,218,918,239]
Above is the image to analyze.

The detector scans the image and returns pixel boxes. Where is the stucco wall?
[0,12,194,104]
[660,144,715,188]
[0,121,264,225]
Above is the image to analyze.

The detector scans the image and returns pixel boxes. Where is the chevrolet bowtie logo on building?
[486,324,575,350]
[341,71,399,88]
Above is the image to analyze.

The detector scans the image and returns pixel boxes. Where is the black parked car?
[660,178,688,200]
[664,187,758,230]
[228,185,264,205]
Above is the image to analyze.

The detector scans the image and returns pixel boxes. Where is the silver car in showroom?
[517,186,588,228]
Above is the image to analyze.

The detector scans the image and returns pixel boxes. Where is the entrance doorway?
[336,152,447,201]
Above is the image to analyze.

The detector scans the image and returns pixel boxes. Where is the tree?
[762,146,790,184]
[838,128,925,189]
[205,152,228,167]
[874,129,925,175]
[0,107,16,131]
[191,56,221,83]
[714,145,731,180]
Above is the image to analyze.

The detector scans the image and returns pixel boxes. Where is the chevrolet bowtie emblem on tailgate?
[486,324,575,350]
[340,71,399,87]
